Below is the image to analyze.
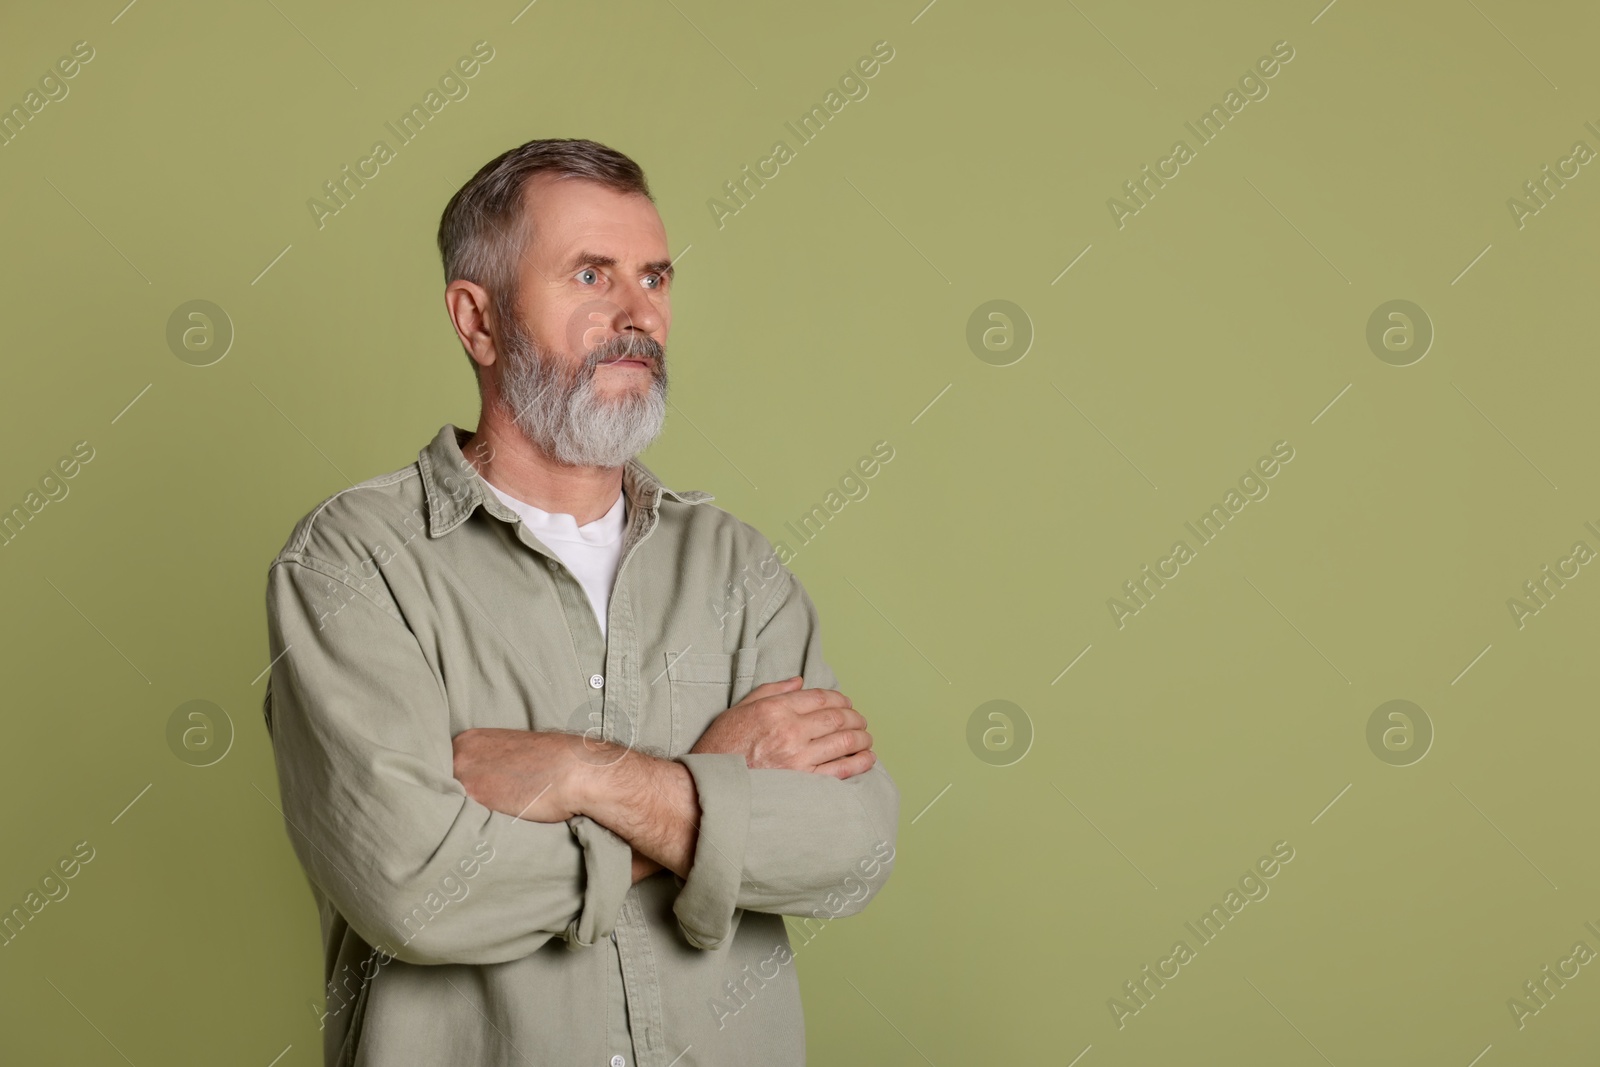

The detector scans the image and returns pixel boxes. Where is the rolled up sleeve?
[264,555,633,966]
[671,751,750,948]
[671,566,900,948]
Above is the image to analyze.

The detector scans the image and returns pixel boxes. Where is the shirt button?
[589,674,605,689]
[610,1056,626,1067]
[546,558,560,571]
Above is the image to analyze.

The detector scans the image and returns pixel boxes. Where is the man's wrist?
[575,743,656,826]
[574,743,700,877]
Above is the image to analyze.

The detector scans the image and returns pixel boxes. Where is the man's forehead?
[523,175,667,262]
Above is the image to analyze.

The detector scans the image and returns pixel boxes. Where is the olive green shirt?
[262,424,900,1067]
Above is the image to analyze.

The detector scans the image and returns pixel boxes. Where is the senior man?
[262,137,899,1066]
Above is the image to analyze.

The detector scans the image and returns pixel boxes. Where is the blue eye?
[642,274,660,289]
[577,268,599,285]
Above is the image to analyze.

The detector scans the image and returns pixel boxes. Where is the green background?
[2,0,1597,1062]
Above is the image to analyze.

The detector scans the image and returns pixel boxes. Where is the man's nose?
[608,286,662,338]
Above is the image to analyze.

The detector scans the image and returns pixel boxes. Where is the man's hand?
[631,849,664,883]
[452,728,588,823]
[689,676,876,780]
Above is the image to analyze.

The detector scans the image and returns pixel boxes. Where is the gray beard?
[496,319,669,469]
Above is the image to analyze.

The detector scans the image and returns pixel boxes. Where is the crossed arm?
[265,554,898,965]
[450,676,879,882]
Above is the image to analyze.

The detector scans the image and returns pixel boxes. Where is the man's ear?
[445,280,498,371]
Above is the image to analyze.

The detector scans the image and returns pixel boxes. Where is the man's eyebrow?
[563,250,617,274]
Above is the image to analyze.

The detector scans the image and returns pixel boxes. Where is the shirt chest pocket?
[666,647,758,757]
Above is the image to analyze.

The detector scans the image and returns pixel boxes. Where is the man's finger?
[798,705,867,740]
[813,748,876,780]
[736,676,804,705]
[780,688,853,716]
[809,728,871,764]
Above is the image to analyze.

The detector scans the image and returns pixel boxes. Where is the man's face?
[493,173,674,468]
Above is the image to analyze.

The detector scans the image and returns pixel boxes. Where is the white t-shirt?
[481,477,628,639]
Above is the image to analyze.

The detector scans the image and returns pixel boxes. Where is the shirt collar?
[417,423,714,538]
